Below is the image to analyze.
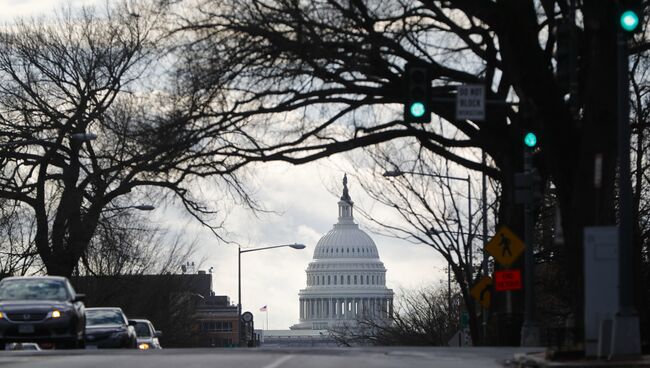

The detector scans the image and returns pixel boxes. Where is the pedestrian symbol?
[484,226,525,267]
[470,276,492,308]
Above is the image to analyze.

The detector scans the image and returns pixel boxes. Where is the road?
[0,347,540,368]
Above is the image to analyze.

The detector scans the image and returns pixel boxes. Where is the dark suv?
[0,276,85,349]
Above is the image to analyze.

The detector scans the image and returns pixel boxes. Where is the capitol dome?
[291,175,394,330]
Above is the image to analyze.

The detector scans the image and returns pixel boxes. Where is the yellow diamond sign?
[484,226,525,267]
[470,276,492,309]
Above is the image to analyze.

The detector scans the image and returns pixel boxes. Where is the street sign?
[484,226,525,267]
[494,269,523,291]
[460,311,469,328]
[456,84,485,121]
[470,276,492,308]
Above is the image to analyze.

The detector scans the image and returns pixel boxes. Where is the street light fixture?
[237,243,306,347]
[69,132,98,142]
[105,204,156,212]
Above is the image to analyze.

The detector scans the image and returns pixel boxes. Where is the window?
[327,275,331,285]
[366,275,369,284]
[201,320,233,332]
[334,276,337,285]
[340,275,343,284]
[354,275,357,285]
[347,275,351,284]
[372,275,375,284]
[360,275,363,285]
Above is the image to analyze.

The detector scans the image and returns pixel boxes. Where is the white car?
[6,342,41,351]
[131,319,162,350]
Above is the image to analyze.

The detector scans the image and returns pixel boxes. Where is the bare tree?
[170,0,648,341]
[0,1,260,276]
[330,285,459,346]
[0,200,42,276]
[78,210,200,276]
[340,143,495,344]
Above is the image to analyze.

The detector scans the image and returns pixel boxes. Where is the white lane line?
[260,354,294,368]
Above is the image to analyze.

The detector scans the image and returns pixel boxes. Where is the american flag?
[259,305,268,312]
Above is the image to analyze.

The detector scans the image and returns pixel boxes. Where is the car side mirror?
[73,294,85,302]
[128,320,137,326]
[155,330,163,338]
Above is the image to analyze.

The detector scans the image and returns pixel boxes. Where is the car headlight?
[51,310,62,318]
[0,312,4,319]
[138,343,150,350]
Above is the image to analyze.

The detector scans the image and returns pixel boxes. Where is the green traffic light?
[524,132,537,148]
[620,10,639,32]
[409,102,426,118]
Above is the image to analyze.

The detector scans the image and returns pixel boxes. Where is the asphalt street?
[0,347,541,368]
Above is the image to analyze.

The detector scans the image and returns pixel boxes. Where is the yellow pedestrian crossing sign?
[484,226,525,267]
[470,276,492,308]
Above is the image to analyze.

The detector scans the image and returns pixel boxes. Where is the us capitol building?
[290,175,394,331]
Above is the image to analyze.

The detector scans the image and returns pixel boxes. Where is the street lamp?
[238,243,306,347]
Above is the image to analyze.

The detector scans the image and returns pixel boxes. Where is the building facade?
[291,175,393,330]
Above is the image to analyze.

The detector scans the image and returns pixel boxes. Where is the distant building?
[192,295,239,347]
[71,273,248,347]
[291,175,394,331]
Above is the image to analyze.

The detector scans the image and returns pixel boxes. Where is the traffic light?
[618,0,644,33]
[403,61,431,123]
[524,132,537,148]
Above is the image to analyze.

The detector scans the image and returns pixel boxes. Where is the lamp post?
[237,243,306,347]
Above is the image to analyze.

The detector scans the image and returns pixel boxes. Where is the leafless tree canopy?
[0,2,264,276]
[169,0,648,344]
[330,285,459,346]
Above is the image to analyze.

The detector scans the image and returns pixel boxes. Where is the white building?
[291,175,394,330]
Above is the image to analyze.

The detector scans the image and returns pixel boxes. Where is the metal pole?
[467,176,472,281]
[610,28,641,358]
[238,246,242,347]
[521,151,540,346]
[482,150,488,344]
[448,262,451,313]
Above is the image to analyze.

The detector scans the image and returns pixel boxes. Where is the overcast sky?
[0,0,446,330]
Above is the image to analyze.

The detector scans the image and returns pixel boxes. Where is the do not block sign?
[494,270,522,291]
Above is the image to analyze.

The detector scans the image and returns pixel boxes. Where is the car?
[84,307,137,349]
[131,319,162,350]
[0,276,85,350]
[5,342,41,351]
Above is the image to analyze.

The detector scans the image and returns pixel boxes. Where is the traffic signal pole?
[520,150,540,346]
[609,23,641,359]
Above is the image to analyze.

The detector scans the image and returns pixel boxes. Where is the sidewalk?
[510,351,650,367]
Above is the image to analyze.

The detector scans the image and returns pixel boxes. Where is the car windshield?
[86,310,125,326]
[134,322,152,337]
[0,279,68,301]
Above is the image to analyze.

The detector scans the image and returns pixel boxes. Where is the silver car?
[131,319,162,350]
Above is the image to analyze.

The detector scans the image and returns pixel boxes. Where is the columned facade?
[291,175,394,330]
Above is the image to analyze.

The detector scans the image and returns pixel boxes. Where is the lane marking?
[261,354,294,368]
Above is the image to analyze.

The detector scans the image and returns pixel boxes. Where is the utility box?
[584,226,618,357]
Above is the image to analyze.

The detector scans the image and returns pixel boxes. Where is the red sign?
[494,270,522,291]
